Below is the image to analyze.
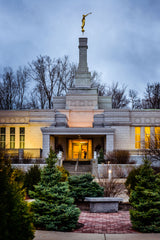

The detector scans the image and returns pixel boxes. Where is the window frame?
[19,127,25,149]
[0,127,6,149]
[10,127,15,149]
[155,127,160,149]
[135,127,141,149]
[145,127,150,149]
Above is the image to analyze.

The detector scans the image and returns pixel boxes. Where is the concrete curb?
[34,231,160,240]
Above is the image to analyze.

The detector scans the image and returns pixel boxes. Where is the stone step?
[63,162,91,174]
[69,171,91,176]
[63,165,91,171]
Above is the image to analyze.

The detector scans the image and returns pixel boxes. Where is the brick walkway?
[74,211,137,234]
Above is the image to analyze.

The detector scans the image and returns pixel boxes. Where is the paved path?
[74,211,134,233]
[34,211,160,240]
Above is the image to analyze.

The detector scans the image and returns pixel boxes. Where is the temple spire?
[74,38,91,88]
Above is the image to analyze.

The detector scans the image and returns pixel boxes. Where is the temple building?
[0,37,160,163]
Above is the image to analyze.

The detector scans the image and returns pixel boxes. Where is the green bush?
[129,158,160,232]
[30,149,80,231]
[125,166,142,195]
[98,148,105,164]
[68,173,104,202]
[0,157,35,240]
[24,165,41,196]
[10,167,25,190]
[107,150,130,164]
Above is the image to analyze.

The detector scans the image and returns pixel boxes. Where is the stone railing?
[4,148,43,163]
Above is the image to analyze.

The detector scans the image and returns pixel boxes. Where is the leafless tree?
[129,89,142,109]
[141,135,160,163]
[0,56,105,110]
[91,71,106,96]
[15,66,29,109]
[142,82,160,109]
[106,82,129,108]
[28,55,77,109]
[0,67,17,110]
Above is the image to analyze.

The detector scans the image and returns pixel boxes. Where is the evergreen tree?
[130,159,160,232]
[24,165,41,196]
[68,174,104,202]
[30,149,80,231]
[0,155,35,240]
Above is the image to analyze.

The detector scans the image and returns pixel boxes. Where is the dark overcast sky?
[1,0,160,95]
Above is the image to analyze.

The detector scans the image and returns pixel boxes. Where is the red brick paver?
[74,211,136,234]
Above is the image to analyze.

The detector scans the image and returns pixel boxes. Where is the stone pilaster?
[106,134,114,153]
[6,127,10,149]
[15,127,19,149]
[141,127,145,149]
[151,126,155,148]
[42,134,50,158]
[151,126,155,138]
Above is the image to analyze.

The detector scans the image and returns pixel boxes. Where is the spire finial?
[81,12,92,33]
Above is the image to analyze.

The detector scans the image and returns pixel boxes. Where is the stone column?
[50,135,55,151]
[106,134,114,153]
[42,134,50,158]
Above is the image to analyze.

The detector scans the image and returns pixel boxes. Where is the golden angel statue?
[81,12,92,33]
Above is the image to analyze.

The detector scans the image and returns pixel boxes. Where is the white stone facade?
[0,37,160,162]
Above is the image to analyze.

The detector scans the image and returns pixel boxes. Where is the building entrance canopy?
[41,127,114,136]
[41,127,115,159]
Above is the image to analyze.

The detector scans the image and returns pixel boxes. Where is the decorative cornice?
[41,127,115,135]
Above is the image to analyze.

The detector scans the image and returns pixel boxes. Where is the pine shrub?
[24,165,41,196]
[30,149,80,231]
[98,148,105,164]
[125,166,142,195]
[0,157,35,240]
[57,165,70,182]
[68,173,104,202]
[129,158,160,232]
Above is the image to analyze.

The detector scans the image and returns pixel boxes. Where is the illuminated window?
[135,127,141,149]
[0,127,6,149]
[20,127,25,149]
[145,127,150,149]
[10,127,15,149]
[155,127,160,149]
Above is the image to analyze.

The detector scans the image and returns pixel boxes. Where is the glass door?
[68,139,92,160]
[72,142,88,160]
[72,143,80,159]
[81,144,88,159]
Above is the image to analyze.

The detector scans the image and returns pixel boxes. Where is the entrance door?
[72,142,88,160]
[72,143,80,159]
[68,139,92,160]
